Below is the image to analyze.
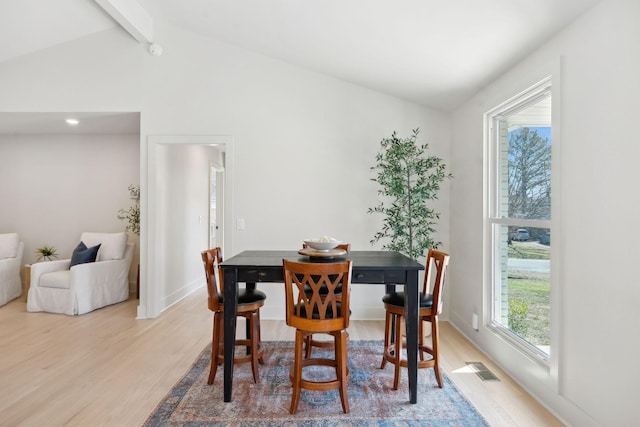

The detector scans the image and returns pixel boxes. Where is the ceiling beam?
[95,0,153,44]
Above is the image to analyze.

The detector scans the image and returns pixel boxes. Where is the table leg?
[385,283,397,343]
[223,267,239,402]
[245,282,256,354]
[405,270,419,404]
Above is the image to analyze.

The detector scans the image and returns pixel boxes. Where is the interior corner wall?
[449,0,640,425]
[0,133,140,288]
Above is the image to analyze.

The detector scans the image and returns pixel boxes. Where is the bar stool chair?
[301,242,351,358]
[201,247,266,384]
[380,249,450,389]
[283,259,353,414]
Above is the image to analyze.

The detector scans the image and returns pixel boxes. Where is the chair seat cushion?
[219,288,267,305]
[382,291,433,309]
[40,270,71,289]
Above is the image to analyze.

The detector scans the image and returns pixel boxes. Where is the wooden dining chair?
[380,249,450,389]
[201,247,266,384]
[283,259,353,414]
[301,242,351,358]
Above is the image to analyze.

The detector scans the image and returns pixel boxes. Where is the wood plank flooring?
[0,289,563,426]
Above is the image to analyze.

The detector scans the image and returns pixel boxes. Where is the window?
[486,77,552,361]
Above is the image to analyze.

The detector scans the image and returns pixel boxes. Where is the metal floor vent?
[465,362,500,381]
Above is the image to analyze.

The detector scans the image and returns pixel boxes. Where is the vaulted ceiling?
[0,0,599,132]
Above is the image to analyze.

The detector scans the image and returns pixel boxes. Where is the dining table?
[219,250,425,404]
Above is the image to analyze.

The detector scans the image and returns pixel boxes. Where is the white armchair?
[0,233,24,307]
[27,232,134,315]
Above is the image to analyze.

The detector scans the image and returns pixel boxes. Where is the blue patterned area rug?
[144,340,488,426]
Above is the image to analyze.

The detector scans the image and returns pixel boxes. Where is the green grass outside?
[507,242,550,346]
[508,242,549,259]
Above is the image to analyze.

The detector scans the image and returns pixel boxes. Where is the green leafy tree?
[368,128,452,261]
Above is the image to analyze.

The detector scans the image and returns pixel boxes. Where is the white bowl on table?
[304,239,341,252]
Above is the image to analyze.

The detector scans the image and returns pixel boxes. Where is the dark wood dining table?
[219,250,424,404]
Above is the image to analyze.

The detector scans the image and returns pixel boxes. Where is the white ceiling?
[0,0,599,133]
[137,0,600,111]
[0,112,140,134]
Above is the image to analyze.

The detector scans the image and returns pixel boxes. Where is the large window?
[486,77,552,361]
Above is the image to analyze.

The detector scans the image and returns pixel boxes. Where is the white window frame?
[485,76,553,366]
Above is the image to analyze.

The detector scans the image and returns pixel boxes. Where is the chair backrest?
[80,232,128,262]
[302,242,351,252]
[201,247,223,312]
[283,259,352,332]
[422,249,450,315]
[0,233,20,260]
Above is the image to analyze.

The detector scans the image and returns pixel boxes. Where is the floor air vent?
[465,362,500,381]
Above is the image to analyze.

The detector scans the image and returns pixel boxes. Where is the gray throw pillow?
[69,241,101,268]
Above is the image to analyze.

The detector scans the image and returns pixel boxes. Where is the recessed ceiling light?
[65,118,79,125]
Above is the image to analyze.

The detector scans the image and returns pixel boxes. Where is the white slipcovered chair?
[27,232,134,316]
[0,233,24,307]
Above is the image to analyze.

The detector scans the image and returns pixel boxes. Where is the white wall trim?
[161,278,204,310]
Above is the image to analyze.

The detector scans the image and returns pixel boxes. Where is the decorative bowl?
[304,238,341,252]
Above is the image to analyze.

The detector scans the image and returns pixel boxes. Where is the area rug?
[144,340,488,426]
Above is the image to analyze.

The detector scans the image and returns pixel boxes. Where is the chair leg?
[249,312,260,383]
[256,310,264,364]
[382,309,446,390]
[245,312,251,354]
[392,313,403,390]
[380,310,391,369]
[290,329,305,414]
[335,330,350,413]
[419,318,426,362]
[431,316,443,388]
[304,335,313,359]
[208,312,222,385]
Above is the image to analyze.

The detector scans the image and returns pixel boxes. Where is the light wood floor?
[0,289,563,426]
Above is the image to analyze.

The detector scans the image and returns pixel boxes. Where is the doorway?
[143,135,234,319]
[210,159,225,249]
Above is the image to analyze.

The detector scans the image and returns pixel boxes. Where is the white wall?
[0,133,140,287]
[450,0,640,425]
[157,143,215,308]
[0,21,451,320]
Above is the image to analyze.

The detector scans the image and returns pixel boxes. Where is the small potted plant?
[35,245,58,262]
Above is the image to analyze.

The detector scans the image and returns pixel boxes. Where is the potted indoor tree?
[117,185,140,236]
[368,128,452,261]
[118,184,140,297]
